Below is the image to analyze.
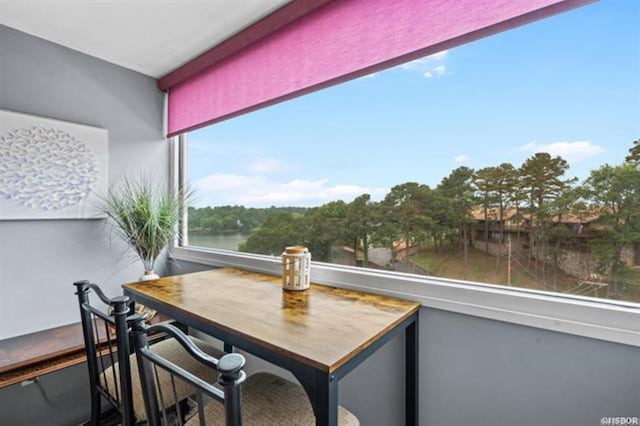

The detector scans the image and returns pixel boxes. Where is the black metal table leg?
[314,370,339,426]
[406,318,419,425]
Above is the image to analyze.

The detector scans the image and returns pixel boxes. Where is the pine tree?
[438,167,475,278]
[473,167,499,253]
[346,194,376,266]
[626,139,640,164]
[585,163,640,298]
[520,153,576,282]
[378,182,432,268]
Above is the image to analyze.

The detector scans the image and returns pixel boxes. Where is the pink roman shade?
[165,0,593,137]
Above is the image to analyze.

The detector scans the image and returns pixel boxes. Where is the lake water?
[187,232,250,251]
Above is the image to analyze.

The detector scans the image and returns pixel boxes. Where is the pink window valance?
[164,0,593,137]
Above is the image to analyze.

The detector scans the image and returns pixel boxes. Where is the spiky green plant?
[99,177,189,273]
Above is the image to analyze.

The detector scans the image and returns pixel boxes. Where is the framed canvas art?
[0,110,108,219]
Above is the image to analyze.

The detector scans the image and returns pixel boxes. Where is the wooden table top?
[124,268,419,372]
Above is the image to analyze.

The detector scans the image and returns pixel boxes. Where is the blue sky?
[189,0,640,208]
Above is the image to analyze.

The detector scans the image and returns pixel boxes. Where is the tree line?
[188,205,308,234]
[202,140,640,298]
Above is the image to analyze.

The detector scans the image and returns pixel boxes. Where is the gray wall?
[0,24,168,339]
[174,261,640,426]
[0,363,91,426]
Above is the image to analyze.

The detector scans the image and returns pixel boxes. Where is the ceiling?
[0,0,291,78]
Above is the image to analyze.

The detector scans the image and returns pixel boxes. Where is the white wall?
[0,25,168,339]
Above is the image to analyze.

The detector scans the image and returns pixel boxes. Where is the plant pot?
[139,271,160,281]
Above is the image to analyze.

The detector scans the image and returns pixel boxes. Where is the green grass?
[414,246,578,292]
[412,245,640,302]
[618,268,640,301]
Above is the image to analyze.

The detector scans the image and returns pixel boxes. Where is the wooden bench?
[0,323,96,389]
[0,314,172,389]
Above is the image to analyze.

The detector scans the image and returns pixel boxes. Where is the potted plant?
[99,177,188,281]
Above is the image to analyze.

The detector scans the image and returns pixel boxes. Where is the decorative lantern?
[281,246,311,291]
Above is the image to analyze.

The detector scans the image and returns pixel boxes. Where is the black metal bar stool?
[74,280,225,425]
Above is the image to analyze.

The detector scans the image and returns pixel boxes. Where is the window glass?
[186,1,640,303]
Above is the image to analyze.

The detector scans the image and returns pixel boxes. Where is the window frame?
[170,135,640,348]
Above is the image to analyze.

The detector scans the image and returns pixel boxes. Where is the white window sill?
[171,245,640,348]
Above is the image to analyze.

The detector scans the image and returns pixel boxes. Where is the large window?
[182,1,640,304]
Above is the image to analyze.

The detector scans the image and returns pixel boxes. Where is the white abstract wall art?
[0,110,108,219]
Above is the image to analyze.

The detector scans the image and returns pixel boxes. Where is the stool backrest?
[130,315,246,426]
[74,280,135,425]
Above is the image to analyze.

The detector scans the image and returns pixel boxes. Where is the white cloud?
[454,154,471,164]
[400,50,449,69]
[399,58,430,70]
[399,50,449,79]
[516,141,605,163]
[429,50,449,61]
[359,50,448,80]
[194,174,386,207]
[433,65,446,75]
[245,157,289,174]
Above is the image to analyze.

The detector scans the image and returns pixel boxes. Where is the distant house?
[470,207,529,245]
[469,207,639,274]
[471,207,603,244]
